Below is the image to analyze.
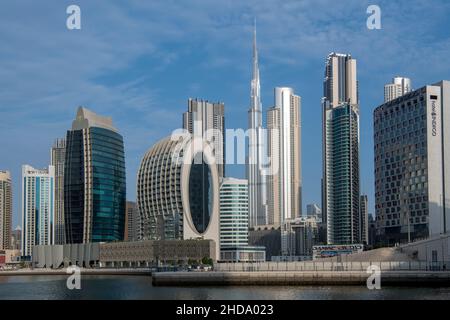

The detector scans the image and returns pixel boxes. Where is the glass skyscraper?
[64,107,126,244]
[322,53,362,245]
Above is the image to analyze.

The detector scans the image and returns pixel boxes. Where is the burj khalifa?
[247,21,267,227]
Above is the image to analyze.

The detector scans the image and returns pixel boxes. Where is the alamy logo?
[66,5,81,30]
[366,5,382,30]
[66,265,81,290]
[366,265,381,290]
[169,123,279,176]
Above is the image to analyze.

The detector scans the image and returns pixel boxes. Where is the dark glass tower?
[64,107,126,243]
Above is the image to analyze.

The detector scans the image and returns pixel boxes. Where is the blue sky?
[1,0,450,227]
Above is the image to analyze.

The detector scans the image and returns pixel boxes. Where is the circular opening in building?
[188,153,213,233]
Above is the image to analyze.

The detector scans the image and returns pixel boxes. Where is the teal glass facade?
[326,104,360,244]
[65,127,126,243]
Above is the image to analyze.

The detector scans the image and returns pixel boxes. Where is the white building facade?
[384,76,412,103]
[219,178,249,249]
[137,135,220,259]
[21,165,55,256]
[266,87,302,255]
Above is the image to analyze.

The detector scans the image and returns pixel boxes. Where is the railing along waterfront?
[214,261,450,272]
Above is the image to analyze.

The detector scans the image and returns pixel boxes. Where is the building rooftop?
[71,106,117,132]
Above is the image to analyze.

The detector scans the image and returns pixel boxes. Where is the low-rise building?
[249,226,281,260]
[281,217,319,258]
[219,246,266,263]
[32,239,217,269]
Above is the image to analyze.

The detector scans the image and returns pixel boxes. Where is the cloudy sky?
[1,0,450,226]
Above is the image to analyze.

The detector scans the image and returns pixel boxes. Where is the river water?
[0,275,449,300]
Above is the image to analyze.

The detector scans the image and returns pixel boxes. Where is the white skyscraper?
[247,21,267,228]
[384,76,412,103]
[21,165,55,256]
[268,87,302,255]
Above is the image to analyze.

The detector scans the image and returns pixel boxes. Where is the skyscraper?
[247,21,267,228]
[51,138,66,244]
[21,165,55,256]
[64,107,126,244]
[268,87,302,255]
[124,201,138,241]
[322,52,361,245]
[384,76,412,103]
[374,80,450,244]
[266,106,280,227]
[219,177,249,249]
[183,98,225,178]
[360,195,369,245]
[0,171,12,250]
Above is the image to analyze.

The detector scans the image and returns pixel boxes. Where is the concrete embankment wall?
[0,268,152,276]
[152,271,450,286]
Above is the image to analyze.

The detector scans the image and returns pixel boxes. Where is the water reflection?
[0,275,449,300]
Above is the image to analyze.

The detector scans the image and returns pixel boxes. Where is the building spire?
[247,17,266,228]
[251,18,261,112]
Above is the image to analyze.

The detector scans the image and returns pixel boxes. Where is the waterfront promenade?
[152,270,450,286]
[0,268,152,276]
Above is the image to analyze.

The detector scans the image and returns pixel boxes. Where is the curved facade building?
[64,107,126,244]
[137,134,219,257]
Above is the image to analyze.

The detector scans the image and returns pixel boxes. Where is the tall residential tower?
[51,138,66,244]
[0,171,12,250]
[268,87,302,255]
[384,77,412,103]
[183,98,225,178]
[322,53,361,245]
[21,165,55,256]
